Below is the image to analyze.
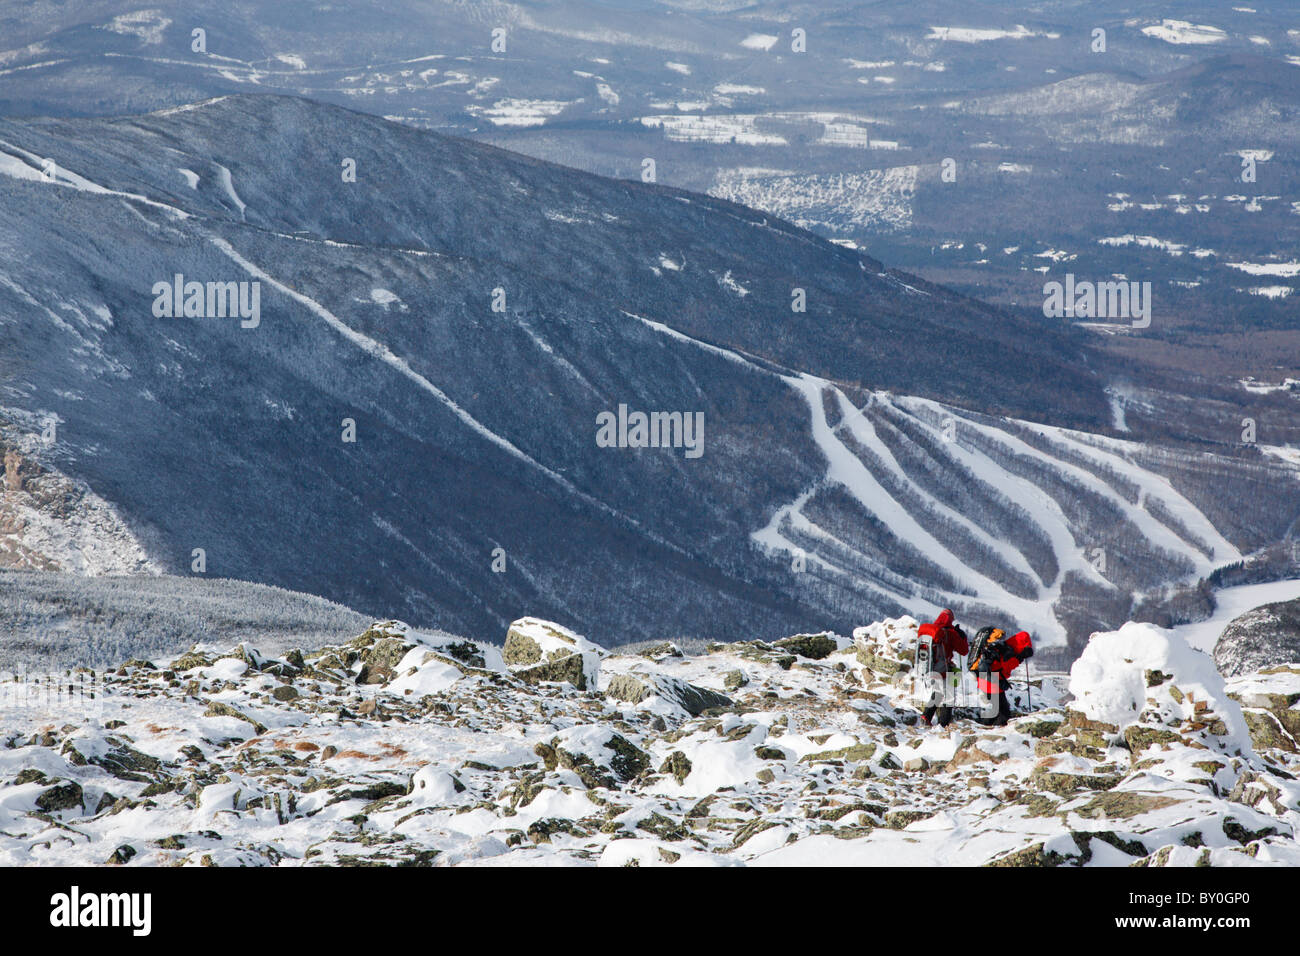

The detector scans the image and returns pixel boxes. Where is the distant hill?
[0,571,371,672]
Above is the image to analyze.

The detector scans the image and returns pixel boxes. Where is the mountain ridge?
[2,92,1296,654]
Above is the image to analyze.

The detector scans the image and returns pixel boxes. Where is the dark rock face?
[513,653,590,691]
[1214,598,1300,677]
[775,633,838,660]
[35,782,84,813]
[606,671,732,717]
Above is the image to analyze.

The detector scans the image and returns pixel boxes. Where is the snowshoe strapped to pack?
[967,627,1007,673]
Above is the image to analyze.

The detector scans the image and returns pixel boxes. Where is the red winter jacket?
[918,609,969,668]
[976,630,1033,694]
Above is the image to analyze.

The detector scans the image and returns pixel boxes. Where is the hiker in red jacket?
[974,630,1033,726]
[917,609,969,726]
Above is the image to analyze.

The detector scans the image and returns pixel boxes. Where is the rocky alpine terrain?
[2,614,1297,867]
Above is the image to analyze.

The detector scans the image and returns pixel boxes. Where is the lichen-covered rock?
[353,621,410,646]
[547,726,649,789]
[1239,711,1297,753]
[513,652,591,691]
[1226,771,1291,815]
[106,845,136,866]
[1123,726,1184,752]
[504,618,601,690]
[774,633,837,660]
[1069,623,1254,759]
[1017,718,1064,739]
[802,743,877,764]
[356,637,412,684]
[504,617,582,665]
[605,673,655,705]
[659,751,692,784]
[436,640,487,669]
[986,843,1050,867]
[1227,667,1300,754]
[638,642,683,662]
[91,744,164,783]
[169,648,214,672]
[1073,791,1183,820]
[35,781,83,813]
[202,702,268,736]
[885,809,931,829]
[605,669,731,717]
[852,617,918,679]
[1030,767,1122,796]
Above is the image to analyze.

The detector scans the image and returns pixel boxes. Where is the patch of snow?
[1142,20,1227,45]
[470,99,569,127]
[213,163,246,220]
[927,25,1048,43]
[1226,260,1300,278]
[101,10,171,45]
[717,270,749,296]
[740,34,779,51]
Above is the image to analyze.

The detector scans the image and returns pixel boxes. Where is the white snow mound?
[1069,622,1251,750]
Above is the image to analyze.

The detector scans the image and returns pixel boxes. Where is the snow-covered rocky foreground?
[2,616,1298,867]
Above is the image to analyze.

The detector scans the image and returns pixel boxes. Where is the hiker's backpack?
[967,626,1008,672]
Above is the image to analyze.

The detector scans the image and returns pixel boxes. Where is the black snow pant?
[922,664,952,726]
[923,703,953,726]
[976,690,1011,727]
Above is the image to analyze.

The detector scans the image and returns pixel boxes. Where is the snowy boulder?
[351,622,416,684]
[504,617,597,665]
[774,632,839,660]
[408,766,467,804]
[420,637,487,670]
[504,618,602,690]
[59,727,167,783]
[1225,665,1300,754]
[637,641,683,662]
[385,647,464,698]
[535,726,650,789]
[34,781,84,813]
[1068,622,1252,756]
[853,616,919,678]
[606,668,732,717]
[353,621,411,645]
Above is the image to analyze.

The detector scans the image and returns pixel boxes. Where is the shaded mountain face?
[1215,597,1300,678]
[0,94,1296,654]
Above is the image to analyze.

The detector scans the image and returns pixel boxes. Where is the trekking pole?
[1025,657,1032,712]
